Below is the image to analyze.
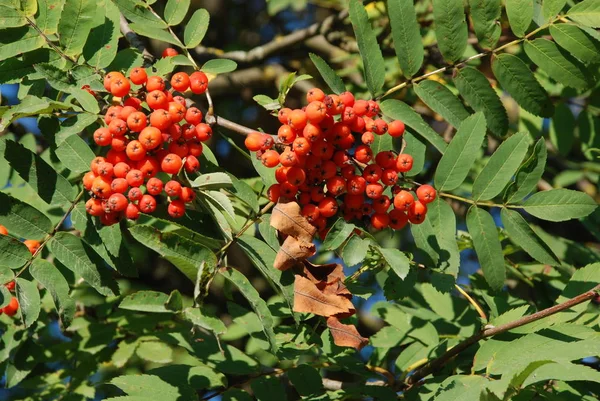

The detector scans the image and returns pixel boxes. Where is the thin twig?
[407,283,600,385]
[119,14,154,63]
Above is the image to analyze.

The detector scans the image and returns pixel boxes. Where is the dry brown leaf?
[303,261,345,284]
[293,275,354,317]
[326,316,368,350]
[271,202,316,243]
[274,236,316,271]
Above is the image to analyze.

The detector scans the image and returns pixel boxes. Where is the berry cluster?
[244,89,436,235]
[83,66,212,225]
[0,225,38,317]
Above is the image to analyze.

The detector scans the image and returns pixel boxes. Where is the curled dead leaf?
[271,201,316,243]
[326,316,368,350]
[274,236,316,271]
[293,275,354,317]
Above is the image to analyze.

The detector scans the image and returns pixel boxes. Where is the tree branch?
[407,283,600,385]
[195,9,348,64]
[119,14,154,63]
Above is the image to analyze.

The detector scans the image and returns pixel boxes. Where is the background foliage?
[1,0,600,400]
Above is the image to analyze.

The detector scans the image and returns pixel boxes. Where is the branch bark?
[119,14,154,63]
[406,283,600,385]
[194,9,348,64]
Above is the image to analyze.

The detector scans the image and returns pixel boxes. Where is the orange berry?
[138,127,162,150]
[93,127,112,146]
[267,184,281,203]
[165,180,182,198]
[396,154,413,173]
[371,213,390,230]
[139,194,157,213]
[130,67,147,85]
[147,76,166,92]
[189,71,208,94]
[168,200,186,218]
[245,133,264,152]
[126,202,140,220]
[389,209,408,230]
[306,88,325,103]
[23,239,40,255]
[150,109,172,131]
[126,140,147,161]
[185,107,203,125]
[0,225,7,235]
[195,123,212,141]
[3,297,19,316]
[388,120,405,137]
[408,201,427,224]
[127,111,148,132]
[107,193,128,212]
[416,184,437,204]
[180,187,195,203]
[261,150,280,168]
[110,77,131,97]
[162,48,179,57]
[161,153,183,174]
[394,190,414,211]
[146,90,169,110]
[171,72,190,92]
[146,177,163,195]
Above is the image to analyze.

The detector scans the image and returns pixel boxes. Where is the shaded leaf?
[129,23,183,46]
[15,278,40,328]
[466,207,505,292]
[55,134,95,174]
[30,258,75,326]
[113,0,166,28]
[348,0,385,95]
[0,192,52,240]
[287,364,324,397]
[220,267,278,352]
[183,307,226,335]
[342,234,370,267]
[378,247,410,280]
[435,112,486,191]
[501,208,560,266]
[472,132,530,201]
[322,218,355,251]
[82,0,120,68]
[119,291,171,313]
[504,138,547,203]
[0,234,31,269]
[388,0,423,77]
[454,66,508,137]
[110,374,180,400]
[549,102,576,156]
[492,53,554,117]
[136,341,173,364]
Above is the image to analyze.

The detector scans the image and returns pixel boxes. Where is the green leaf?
[129,225,216,282]
[0,286,10,309]
[387,0,423,77]
[251,376,287,401]
[253,94,280,111]
[348,0,385,96]
[504,138,547,203]
[434,112,486,191]
[491,53,554,117]
[543,0,566,21]
[15,278,40,328]
[432,0,468,62]
[501,208,560,265]
[505,0,533,37]
[111,374,181,400]
[3,140,75,205]
[0,27,45,62]
[258,214,278,250]
[557,263,600,312]
[237,235,295,315]
[30,258,76,327]
[434,376,490,401]
[48,231,118,296]
[113,0,166,28]
[192,172,233,189]
[33,63,76,92]
[201,190,236,221]
[0,192,52,240]
[413,80,470,128]
[54,114,97,146]
[71,88,100,114]
[288,364,324,397]
[251,153,277,188]
[136,341,173,364]
[454,66,509,137]
[230,178,259,213]
[82,0,120,68]
[201,59,238,74]
[0,96,72,130]
[308,53,345,94]
[522,189,597,222]
[183,307,226,335]
[380,99,447,153]
[0,265,15,286]
[55,134,95,174]
[184,8,209,48]
[379,247,410,280]
[19,0,37,15]
[472,132,530,201]
[164,0,190,25]
[550,24,600,65]
[524,38,588,91]
[549,103,576,156]
[404,130,427,177]
[413,198,460,275]
[129,23,183,46]
[342,235,370,267]
[119,291,173,313]
[108,48,144,74]
[466,207,505,292]
[522,361,600,387]
[36,0,63,34]
[322,218,355,251]
[567,0,600,28]
[219,267,278,353]
[0,5,27,28]
[468,0,502,49]
[58,0,97,57]
[0,234,31,269]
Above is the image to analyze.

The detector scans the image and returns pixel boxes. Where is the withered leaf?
[293,275,354,317]
[326,316,368,350]
[303,261,346,284]
[271,202,317,243]
[274,236,316,271]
